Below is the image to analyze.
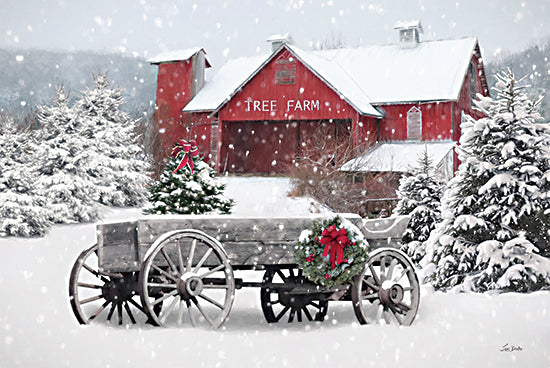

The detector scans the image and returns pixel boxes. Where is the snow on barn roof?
[148,47,211,66]
[182,37,479,113]
[181,54,269,112]
[341,141,455,172]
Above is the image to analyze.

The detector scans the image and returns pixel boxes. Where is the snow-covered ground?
[0,177,548,367]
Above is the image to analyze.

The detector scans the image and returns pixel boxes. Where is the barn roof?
[148,47,211,67]
[182,37,479,113]
[340,141,456,172]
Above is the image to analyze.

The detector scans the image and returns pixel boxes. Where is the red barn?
[149,21,489,177]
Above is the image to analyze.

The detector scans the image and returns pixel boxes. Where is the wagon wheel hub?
[102,275,136,303]
[177,273,204,300]
[378,280,404,306]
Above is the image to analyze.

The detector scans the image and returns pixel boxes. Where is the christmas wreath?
[295,216,369,289]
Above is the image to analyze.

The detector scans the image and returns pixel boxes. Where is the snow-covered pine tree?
[145,155,234,215]
[0,114,51,236]
[75,72,150,207]
[421,69,550,292]
[395,147,443,262]
[34,85,101,223]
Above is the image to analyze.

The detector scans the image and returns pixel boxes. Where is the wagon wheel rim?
[260,267,328,323]
[139,230,235,329]
[351,248,420,326]
[69,244,148,326]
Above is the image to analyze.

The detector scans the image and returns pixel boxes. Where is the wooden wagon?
[69,214,419,328]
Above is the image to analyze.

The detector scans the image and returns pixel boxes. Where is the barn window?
[407,106,422,140]
[275,55,296,85]
[469,62,476,102]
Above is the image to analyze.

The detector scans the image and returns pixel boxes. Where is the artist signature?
[500,343,523,352]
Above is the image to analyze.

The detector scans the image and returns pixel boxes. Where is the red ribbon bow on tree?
[320,225,350,269]
[173,139,199,174]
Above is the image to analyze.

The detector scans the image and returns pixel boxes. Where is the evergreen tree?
[421,69,550,292]
[145,155,234,215]
[395,147,443,262]
[34,85,101,223]
[0,115,51,236]
[75,72,150,207]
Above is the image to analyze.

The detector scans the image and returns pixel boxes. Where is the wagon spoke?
[389,306,404,325]
[161,248,179,276]
[276,270,288,282]
[379,257,387,282]
[106,303,116,322]
[185,299,196,327]
[128,298,146,313]
[124,301,137,324]
[393,268,408,283]
[310,301,321,309]
[274,306,290,322]
[151,290,178,306]
[117,303,124,325]
[151,264,179,283]
[368,264,381,286]
[203,283,228,289]
[302,306,313,321]
[86,300,110,323]
[199,293,224,310]
[177,299,184,326]
[146,282,178,289]
[288,308,296,322]
[192,298,214,326]
[397,302,411,312]
[386,258,398,281]
[77,282,102,289]
[297,309,302,322]
[363,278,379,291]
[80,295,103,305]
[363,292,379,300]
[187,239,197,273]
[198,264,225,279]
[160,295,180,324]
[177,239,185,275]
[82,263,109,283]
[193,248,213,273]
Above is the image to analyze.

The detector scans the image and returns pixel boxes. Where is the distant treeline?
[0,48,157,115]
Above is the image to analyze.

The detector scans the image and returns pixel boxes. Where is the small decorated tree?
[145,141,234,215]
[395,147,444,262]
[421,69,550,292]
[295,216,368,288]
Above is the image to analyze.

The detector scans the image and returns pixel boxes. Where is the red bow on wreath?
[173,139,199,174]
[320,225,350,269]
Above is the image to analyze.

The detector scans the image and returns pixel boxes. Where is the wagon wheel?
[69,244,150,325]
[260,267,328,323]
[139,229,235,329]
[351,248,420,326]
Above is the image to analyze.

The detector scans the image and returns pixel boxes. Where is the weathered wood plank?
[96,214,378,273]
[97,221,140,273]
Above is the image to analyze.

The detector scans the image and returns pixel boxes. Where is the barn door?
[221,121,299,173]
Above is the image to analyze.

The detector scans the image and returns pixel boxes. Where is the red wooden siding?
[218,49,358,122]
[377,101,453,142]
[154,60,195,160]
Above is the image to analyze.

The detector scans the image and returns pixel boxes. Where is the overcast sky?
[2,0,549,69]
